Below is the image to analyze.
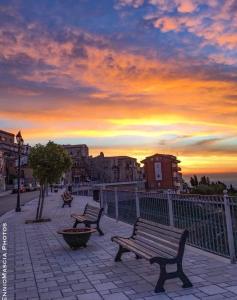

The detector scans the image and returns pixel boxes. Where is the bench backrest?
[61,193,72,201]
[132,218,188,261]
[84,204,103,221]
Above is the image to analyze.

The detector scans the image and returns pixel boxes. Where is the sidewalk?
[0,190,12,197]
[1,193,237,300]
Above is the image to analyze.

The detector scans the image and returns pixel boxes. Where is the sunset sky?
[0,0,237,175]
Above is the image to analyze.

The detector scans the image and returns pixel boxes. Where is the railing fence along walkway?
[100,188,237,263]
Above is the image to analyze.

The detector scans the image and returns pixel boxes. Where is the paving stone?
[94,282,117,291]
[77,293,102,300]
[39,290,62,299]
[103,292,129,300]
[71,282,93,291]
[202,295,226,300]
[199,285,226,295]
[173,296,199,300]
[145,294,171,300]
[226,286,237,295]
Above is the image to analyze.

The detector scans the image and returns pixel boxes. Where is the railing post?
[100,186,104,208]
[167,189,174,226]
[104,186,108,215]
[223,190,236,263]
[135,187,140,218]
[115,187,119,222]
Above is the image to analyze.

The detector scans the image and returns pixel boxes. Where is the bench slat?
[85,209,99,215]
[133,236,177,258]
[86,206,100,213]
[84,215,98,221]
[136,222,183,240]
[86,206,100,212]
[135,228,180,247]
[138,218,184,235]
[113,237,153,260]
[114,237,175,260]
[134,230,179,251]
[85,211,100,218]
[117,237,160,257]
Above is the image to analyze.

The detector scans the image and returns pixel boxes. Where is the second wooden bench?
[71,204,104,236]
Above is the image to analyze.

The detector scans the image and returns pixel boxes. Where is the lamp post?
[15,131,24,212]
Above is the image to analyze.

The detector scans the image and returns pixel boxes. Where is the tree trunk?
[39,184,45,220]
[45,182,48,196]
[36,187,42,220]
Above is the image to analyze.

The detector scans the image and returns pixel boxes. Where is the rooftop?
[1,193,237,300]
[0,129,15,136]
[141,154,180,163]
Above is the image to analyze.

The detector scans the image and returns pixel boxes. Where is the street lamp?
[15,131,24,212]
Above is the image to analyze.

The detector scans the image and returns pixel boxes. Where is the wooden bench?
[61,192,73,208]
[61,193,73,207]
[112,218,192,293]
[71,204,104,236]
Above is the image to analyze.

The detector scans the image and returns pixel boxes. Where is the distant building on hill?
[141,153,182,191]
[90,152,143,183]
[63,144,90,184]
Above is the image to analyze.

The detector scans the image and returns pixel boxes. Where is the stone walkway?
[1,193,237,300]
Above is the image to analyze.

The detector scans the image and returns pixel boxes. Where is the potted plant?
[57,227,96,250]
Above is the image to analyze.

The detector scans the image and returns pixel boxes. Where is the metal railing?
[71,184,93,197]
[100,188,237,263]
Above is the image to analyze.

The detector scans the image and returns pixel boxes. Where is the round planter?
[57,228,96,250]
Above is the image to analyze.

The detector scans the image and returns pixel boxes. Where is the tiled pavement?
[1,193,237,300]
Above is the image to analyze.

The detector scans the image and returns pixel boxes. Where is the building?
[90,152,142,183]
[0,130,15,144]
[0,130,31,191]
[63,144,90,184]
[0,130,16,191]
[141,153,182,191]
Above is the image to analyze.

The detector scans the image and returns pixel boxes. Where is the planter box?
[57,228,96,250]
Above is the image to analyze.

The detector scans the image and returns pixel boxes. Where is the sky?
[0,0,237,175]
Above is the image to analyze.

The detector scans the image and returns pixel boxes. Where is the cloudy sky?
[0,0,237,174]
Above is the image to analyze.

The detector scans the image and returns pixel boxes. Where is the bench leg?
[96,224,104,236]
[177,263,192,288]
[155,264,166,293]
[84,222,91,229]
[135,254,142,259]
[115,245,130,262]
[73,220,79,228]
[62,203,65,208]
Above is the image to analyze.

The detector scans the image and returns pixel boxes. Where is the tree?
[228,184,237,196]
[28,141,72,221]
[190,175,199,187]
[200,176,210,185]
